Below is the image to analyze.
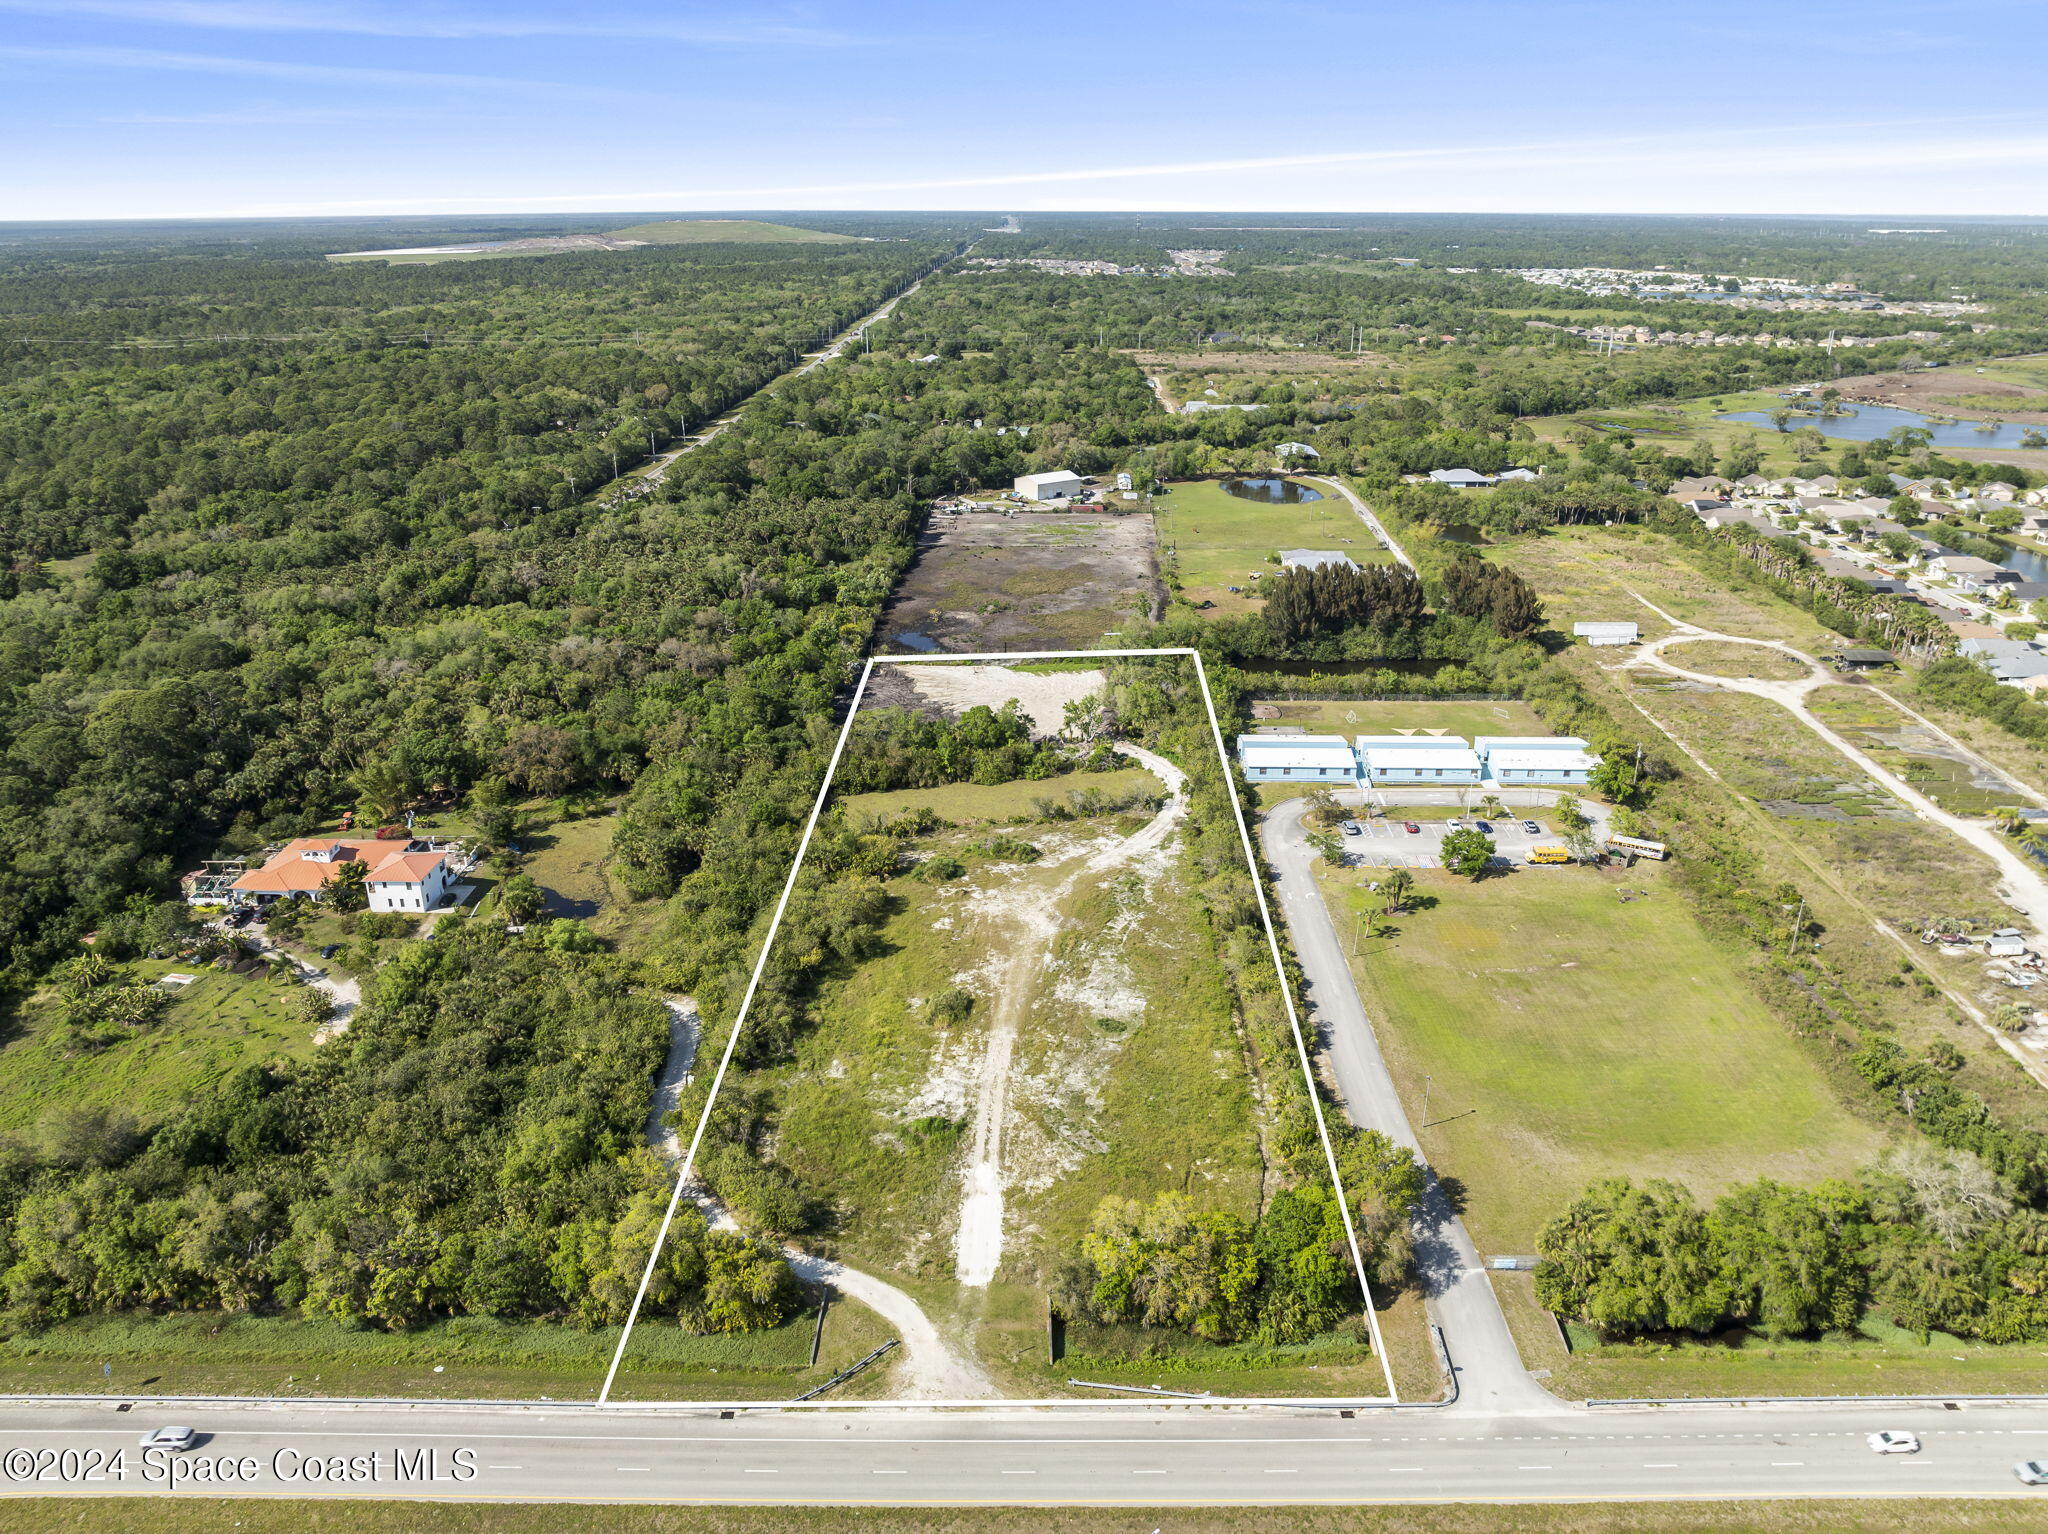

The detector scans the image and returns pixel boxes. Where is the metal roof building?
[1475,735,1600,784]
[1357,736,1482,783]
[1573,621,1639,646]
[1279,549,1357,571]
[1235,734,1358,783]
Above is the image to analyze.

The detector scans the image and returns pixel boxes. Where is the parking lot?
[1334,801,1616,869]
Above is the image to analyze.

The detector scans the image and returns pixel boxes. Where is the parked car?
[1474,821,1491,833]
[2016,1460,2048,1485]
[1522,820,1542,834]
[139,1426,197,1451]
[1867,1431,1920,1455]
[1403,822,1421,835]
[1445,818,1464,832]
[1341,821,1361,836]
[320,944,339,959]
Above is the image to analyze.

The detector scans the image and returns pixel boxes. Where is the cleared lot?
[878,512,1159,653]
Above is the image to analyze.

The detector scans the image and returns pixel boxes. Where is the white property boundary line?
[597,646,1398,1407]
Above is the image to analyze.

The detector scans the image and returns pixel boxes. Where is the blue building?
[1236,734,1358,783]
[1356,735,1483,784]
[1475,736,1601,785]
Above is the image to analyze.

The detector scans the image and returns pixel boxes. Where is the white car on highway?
[1867,1430,1920,1455]
[139,1425,197,1451]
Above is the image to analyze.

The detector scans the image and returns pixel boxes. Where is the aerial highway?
[2,1396,2047,1505]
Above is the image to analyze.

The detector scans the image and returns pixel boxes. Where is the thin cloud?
[249,113,2048,214]
[0,42,634,97]
[0,0,861,45]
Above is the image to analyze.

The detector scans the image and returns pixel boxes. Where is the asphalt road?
[5,1399,2048,1504]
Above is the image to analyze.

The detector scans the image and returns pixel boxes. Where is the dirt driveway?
[878,512,1159,654]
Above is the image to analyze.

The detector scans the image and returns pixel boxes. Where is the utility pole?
[1786,896,1806,958]
[1420,1074,1433,1131]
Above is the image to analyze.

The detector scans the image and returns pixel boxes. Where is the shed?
[1014,469,1085,501]
[1573,621,1639,646]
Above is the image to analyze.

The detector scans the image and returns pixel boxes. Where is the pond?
[1989,541,2048,585]
[1716,401,2046,453]
[1438,523,1491,545]
[1222,476,1324,505]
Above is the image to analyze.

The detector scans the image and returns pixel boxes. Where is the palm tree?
[1378,868,1415,916]
[350,757,413,825]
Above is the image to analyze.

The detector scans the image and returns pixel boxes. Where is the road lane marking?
[872,1470,908,1475]
[486,1464,523,1470]
[617,1467,651,1472]
[1263,1469,1298,1474]
[1518,1465,1552,1470]
[1771,1462,1804,1467]
[1000,1470,1036,1475]
[742,1469,778,1474]
[1133,1470,1168,1475]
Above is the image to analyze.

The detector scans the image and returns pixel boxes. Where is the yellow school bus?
[1527,845,1573,865]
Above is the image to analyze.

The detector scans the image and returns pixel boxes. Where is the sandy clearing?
[948,741,1189,1288]
[898,662,1104,737]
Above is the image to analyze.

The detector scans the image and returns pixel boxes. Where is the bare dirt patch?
[1827,363,2048,427]
[879,512,1159,654]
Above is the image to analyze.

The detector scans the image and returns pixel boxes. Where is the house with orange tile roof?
[229,835,456,914]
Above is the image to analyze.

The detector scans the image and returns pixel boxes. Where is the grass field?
[0,958,315,1134]
[1249,698,1546,740]
[1155,477,1389,614]
[835,766,1161,827]
[1320,860,1885,1252]
[0,1294,892,1400]
[1662,639,1813,681]
[1486,525,1841,646]
[0,1300,895,1404]
[1810,686,2027,818]
[22,1499,2048,1534]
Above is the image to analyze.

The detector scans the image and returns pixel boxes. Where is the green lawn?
[0,1301,895,1405]
[1322,860,1885,1251]
[834,766,1161,827]
[0,958,316,1134]
[1154,477,1389,615]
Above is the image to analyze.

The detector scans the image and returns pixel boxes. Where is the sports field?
[1155,478,1390,615]
[1320,860,1885,1252]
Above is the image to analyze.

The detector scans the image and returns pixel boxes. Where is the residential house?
[1926,553,2009,591]
[1668,476,1730,501]
[1496,467,1541,482]
[1960,637,2048,687]
[229,835,458,915]
[1427,468,1495,488]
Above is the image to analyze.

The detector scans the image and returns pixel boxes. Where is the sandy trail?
[950,741,1188,1288]
[645,996,995,1399]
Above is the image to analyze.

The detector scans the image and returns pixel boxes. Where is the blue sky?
[4,0,2046,221]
